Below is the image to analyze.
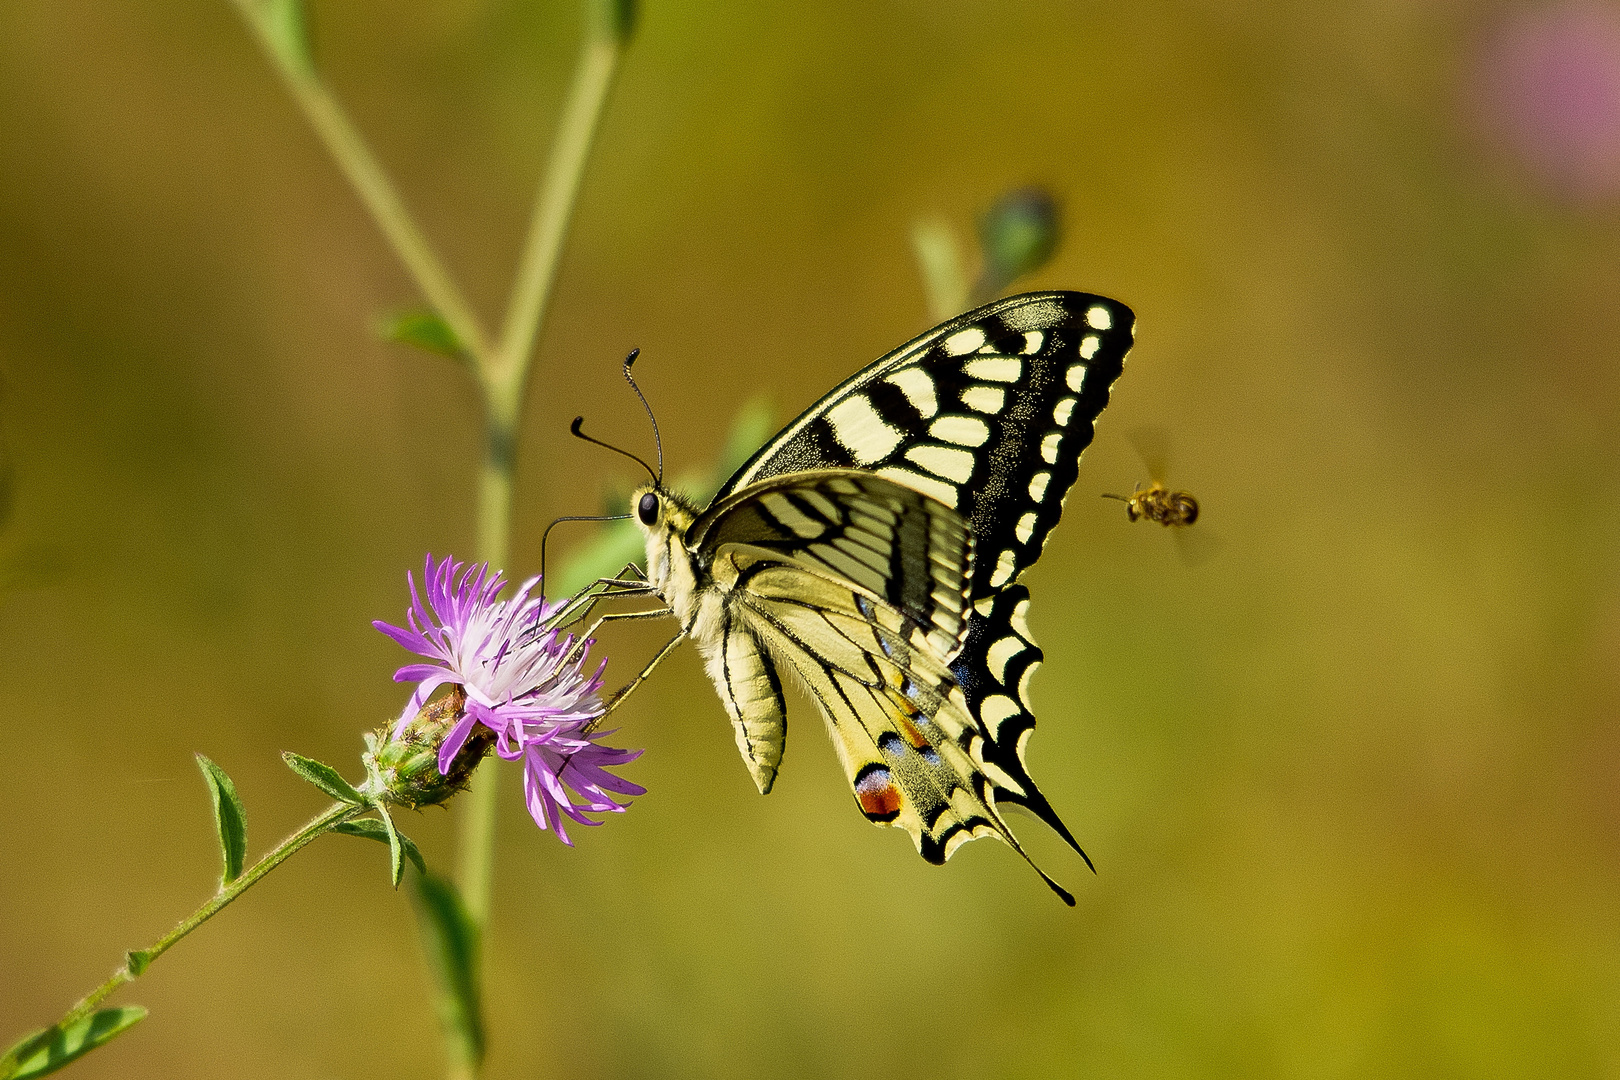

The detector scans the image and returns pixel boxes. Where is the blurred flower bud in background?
[976,186,1061,298]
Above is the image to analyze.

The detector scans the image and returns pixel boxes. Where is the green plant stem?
[228,0,493,367]
[227,4,627,1075]
[495,34,624,389]
[454,22,626,946]
[52,801,358,1033]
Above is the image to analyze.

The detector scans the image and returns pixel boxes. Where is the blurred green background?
[4,1,1620,1077]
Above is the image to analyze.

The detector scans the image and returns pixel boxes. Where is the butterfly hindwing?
[717,557,1074,901]
[714,292,1134,598]
[951,583,1090,866]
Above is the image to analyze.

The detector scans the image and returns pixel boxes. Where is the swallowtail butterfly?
[592,291,1133,903]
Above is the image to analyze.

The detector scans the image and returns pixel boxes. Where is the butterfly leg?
[547,572,657,631]
[589,628,689,729]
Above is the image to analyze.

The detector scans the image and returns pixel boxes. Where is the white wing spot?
[1053,397,1076,426]
[877,466,957,508]
[884,366,938,419]
[944,327,986,355]
[1015,511,1037,543]
[980,694,1022,737]
[1022,331,1044,354]
[1041,431,1062,463]
[1017,660,1039,710]
[1066,363,1088,391]
[1086,305,1112,330]
[961,385,1005,414]
[760,492,825,538]
[989,548,1018,588]
[974,596,996,616]
[827,395,902,464]
[906,444,975,484]
[963,356,1022,383]
[1010,597,1032,639]
[1029,471,1051,501]
[987,636,1024,684]
[929,414,990,447]
[1079,335,1101,360]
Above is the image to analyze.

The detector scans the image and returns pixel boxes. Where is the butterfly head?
[630,483,699,610]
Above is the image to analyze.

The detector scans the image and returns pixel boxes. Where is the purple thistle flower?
[374,554,644,843]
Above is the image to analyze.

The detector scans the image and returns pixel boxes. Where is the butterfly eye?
[637,492,660,526]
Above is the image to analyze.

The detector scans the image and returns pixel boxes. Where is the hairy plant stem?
[53,802,359,1034]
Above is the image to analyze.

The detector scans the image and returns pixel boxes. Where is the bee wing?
[1124,424,1173,483]
[1172,523,1226,567]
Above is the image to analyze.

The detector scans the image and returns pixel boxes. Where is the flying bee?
[1105,426,1220,565]
[1102,481,1199,526]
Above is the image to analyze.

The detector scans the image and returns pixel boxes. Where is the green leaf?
[706,395,774,497]
[124,950,151,977]
[280,752,365,805]
[332,818,427,877]
[194,754,248,885]
[257,0,314,77]
[552,519,645,599]
[2,1007,147,1080]
[379,309,464,360]
[412,874,484,1072]
[372,806,405,887]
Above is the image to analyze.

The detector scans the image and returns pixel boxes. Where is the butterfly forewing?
[715,292,1134,599]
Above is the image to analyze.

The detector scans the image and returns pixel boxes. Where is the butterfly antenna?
[570,416,659,485]
[622,348,664,485]
[538,513,631,603]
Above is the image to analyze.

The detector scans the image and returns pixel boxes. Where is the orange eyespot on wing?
[854,764,903,821]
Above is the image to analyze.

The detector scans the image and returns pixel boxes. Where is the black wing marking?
[713,291,1133,599]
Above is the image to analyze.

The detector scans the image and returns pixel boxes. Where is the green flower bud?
[976,186,1061,296]
[366,688,495,810]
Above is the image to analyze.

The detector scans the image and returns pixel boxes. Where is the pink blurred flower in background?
[1477,1,1620,198]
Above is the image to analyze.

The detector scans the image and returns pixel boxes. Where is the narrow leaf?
[280,752,364,805]
[124,950,151,977]
[553,520,645,599]
[257,0,314,77]
[705,395,774,497]
[588,0,638,43]
[373,804,405,887]
[911,218,969,323]
[194,754,248,885]
[4,1007,147,1080]
[333,818,426,876]
[412,874,484,1071]
[379,309,463,360]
